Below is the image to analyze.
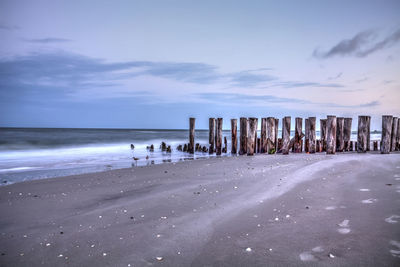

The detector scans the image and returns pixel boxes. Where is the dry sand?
[1,153,400,266]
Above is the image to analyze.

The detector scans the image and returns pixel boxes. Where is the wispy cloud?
[26,37,72,43]
[313,28,400,58]
[327,72,343,80]
[273,81,343,88]
[228,70,276,87]
[0,23,20,31]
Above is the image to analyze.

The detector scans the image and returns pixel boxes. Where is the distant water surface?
[0,128,381,185]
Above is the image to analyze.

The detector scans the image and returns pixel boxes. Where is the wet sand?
[0,153,400,266]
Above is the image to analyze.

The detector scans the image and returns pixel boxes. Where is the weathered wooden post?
[281,116,291,155]
[309,117,316,153]
[343,118,352,151]
[397,122,400,151]
[223,136,227,153]
[231,119,237,154]
[254,119,258,153]
[320,119,327,152]
[366,116,371,151]
[349,141,353,151]
[275,118,279,152]
[336,117,345,152]
[261,118,267,153]
[316,139,321,152]
[215,118,223,155]
[239,117,248,155]
[293,117,303,153]
[381,115,393,154]
[373,141,378,151]
[326,115,337,154]
[304,118,310,153]
[391,117,398,152]
[209,118,215,154]
[189,118,195,154]
[357,116,369,153]
[247,118,258,155]
[266,117,276,154]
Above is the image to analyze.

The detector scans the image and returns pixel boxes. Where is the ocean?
[0,128,381,185]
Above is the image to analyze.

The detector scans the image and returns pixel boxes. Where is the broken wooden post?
[366,116,371,151]
[266,117,276,154]
[257,138,261,153]
[275,118,279,152]
[391,117,398,152]
[305,118,310,153]
[326,115,337,154]
[344,118,352,151]
[223,136,227,153]
[254,118,258,153]
[316,139,321,152]
[231,119,237,154]
[239,117,248,155]
[357,116,369,153]
[336,117,344,152]
[209,118,215,154]
[349,141,353,151]
[320,119,327,152]
[397,122,400,151]
[281,116,291,155]
[381,115,393,154]
[309,117,316,153]
[215,118,223,155]
[293,117,303,153]
[373,141,378,151]
[189,118,195,154]
[261,118,267,153]
[247,118,258,155]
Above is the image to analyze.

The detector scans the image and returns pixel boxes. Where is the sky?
[0,0,399,130]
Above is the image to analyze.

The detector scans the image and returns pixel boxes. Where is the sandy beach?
[1,153,400,266]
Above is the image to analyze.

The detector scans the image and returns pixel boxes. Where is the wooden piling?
[261,118,267,153]
[215,118,223,155]
[366,116,371,151]
[209,118,215,154]
[397,122,400,151]
[391,117,398,152]
[189,118,195,154]
[381,115,393,154]
[343,118,352,151]
[349,141,353,151]
[223,136,227,153]
[357,116,370,153]
[309,117,316,153]
[373,141,378,151]
[231,119,237,154]
[257,138,261,153]
[320,119,327,152]
[247,118,258,155]
[254,119,258,153]
[275,118,279,152]
[336,117,344,152]
[293,117,303,153]
[239,117,248,155]
[326,116,337,154]
[316,139,321,152]
[266,117,276,154]
[304,118,310,153]
[281,116,291,155]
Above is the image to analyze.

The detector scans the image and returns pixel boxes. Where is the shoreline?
[0,153,399,266]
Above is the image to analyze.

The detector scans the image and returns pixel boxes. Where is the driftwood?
[391,117,398,152]
[357,116,370,153]
[247,118,258,155]
[326,116,337,154]
[320,119,327,152]
[381,115,393,154]
[281,116,291,155]
[343,118,352,151]
[209,118,215,154]
[308,117,316,153]
[215,118,223,155]
[231,119,237,154]
[239,117,248,155]
[293,117,303,153]
[336,117,344,152]
[189,118,195,154]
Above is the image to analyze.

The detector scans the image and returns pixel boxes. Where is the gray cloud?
[0,23,19,30]
[273,81,343,88]
[314,28,400,58]
[26,38,72,43]
[228,70,276,87]
[327,72,343,80]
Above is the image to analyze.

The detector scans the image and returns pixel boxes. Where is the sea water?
[0,128,380,185]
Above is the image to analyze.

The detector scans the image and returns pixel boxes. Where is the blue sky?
[0,0,399,129]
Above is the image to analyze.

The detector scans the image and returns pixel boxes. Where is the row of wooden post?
[188,115,400,156]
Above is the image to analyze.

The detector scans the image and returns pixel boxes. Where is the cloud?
[273,81,343,88]
[327,72,343,80]
[0,23,19,31]
[313,28,400,58]
[26,38,72,43]
[228,70,276,87]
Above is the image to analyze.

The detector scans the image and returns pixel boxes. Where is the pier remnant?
[267,117,277,154]
[320,119,327,152]
[336,117,344,152]
[381,115,393,154]
[282,116,291,155]
[239,117,248,155]
[357,116,370,153]
[391,117,398,152]
[231,119,238,154]
[293,117,303,153]
[215,118,223,155]
[344,118,352,151]
[247,118,258,155]
[305,118,310,153]
[326,115,337,154]
[209,118,215,154]
[261,118,267,153]
[309,117,316,153]
[189,118,195,154]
